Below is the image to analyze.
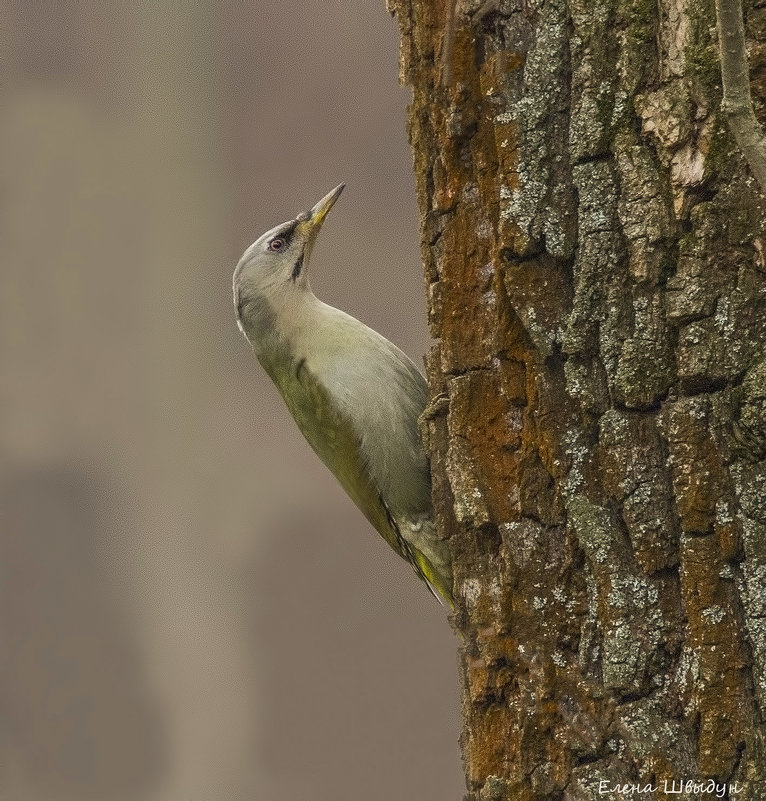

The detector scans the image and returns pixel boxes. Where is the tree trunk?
[388,0,766,798]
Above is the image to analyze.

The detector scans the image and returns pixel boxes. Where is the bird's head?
[233,184,344,320]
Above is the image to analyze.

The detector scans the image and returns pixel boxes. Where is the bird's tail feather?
[412,549,454,608]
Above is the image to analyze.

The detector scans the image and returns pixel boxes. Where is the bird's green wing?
[268,355,441,593]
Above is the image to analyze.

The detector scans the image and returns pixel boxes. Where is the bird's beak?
[294,183,344,268]
[297,183,345,240]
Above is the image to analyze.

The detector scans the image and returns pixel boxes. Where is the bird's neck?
[239,285,322,364]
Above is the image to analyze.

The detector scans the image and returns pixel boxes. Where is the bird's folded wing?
[270,356,452,605]
[276,357,413,564]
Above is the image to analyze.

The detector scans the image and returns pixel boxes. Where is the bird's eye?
[269,237,286,252]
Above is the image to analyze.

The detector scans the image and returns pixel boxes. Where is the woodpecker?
[233,185,453,605]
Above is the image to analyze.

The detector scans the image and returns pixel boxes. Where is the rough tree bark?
[388,0,766,798]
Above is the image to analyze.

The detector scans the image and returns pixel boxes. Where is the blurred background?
[1,3,462,800]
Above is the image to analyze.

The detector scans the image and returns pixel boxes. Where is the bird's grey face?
[233,184,344,309]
